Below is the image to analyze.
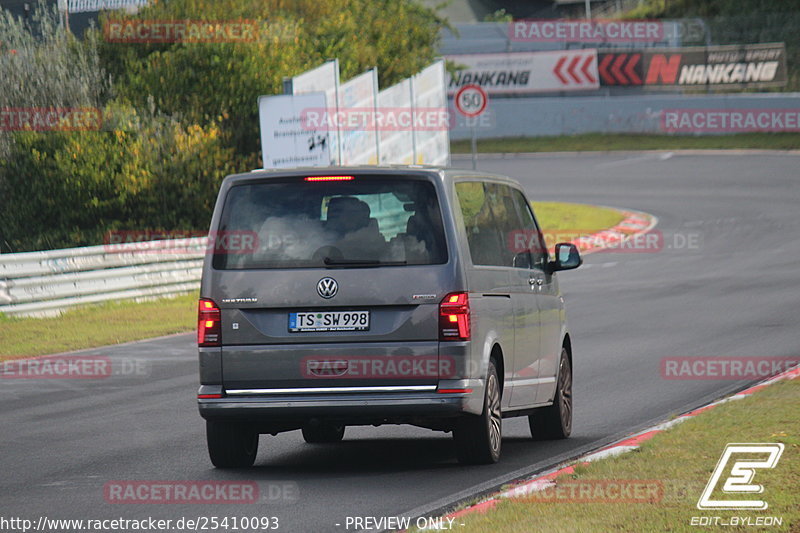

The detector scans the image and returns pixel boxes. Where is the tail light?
[439,292,470,341]
[198,298,221,347]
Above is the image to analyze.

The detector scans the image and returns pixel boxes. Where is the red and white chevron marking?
[552,50,599,88]
[599,53,643,85]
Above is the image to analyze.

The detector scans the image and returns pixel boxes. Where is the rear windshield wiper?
[323,257,408,268]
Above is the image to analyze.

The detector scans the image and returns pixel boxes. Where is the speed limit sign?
[454,84,488,118]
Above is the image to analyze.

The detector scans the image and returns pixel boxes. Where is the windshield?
[213,176,448,269]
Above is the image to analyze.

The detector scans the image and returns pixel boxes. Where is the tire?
[302,423,345,443]
[453,359,502,465]
[529,348,572,440]
[206,420,258,468]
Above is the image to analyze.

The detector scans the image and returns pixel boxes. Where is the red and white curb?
[546,208,658,257]
[425,365,800,527]
[575,208,658,255]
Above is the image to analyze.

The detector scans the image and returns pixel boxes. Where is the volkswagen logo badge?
[317,277,338,299]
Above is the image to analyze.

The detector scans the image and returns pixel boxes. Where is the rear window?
[213,176,448,269]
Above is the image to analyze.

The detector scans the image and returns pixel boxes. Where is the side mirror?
[547,242,582,273]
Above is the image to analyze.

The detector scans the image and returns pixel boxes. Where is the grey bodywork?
[197,166,571,434]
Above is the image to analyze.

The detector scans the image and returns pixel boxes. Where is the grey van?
[197,167,581,467]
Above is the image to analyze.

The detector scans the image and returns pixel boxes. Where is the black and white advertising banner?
[447,51,599,95]
[597,43,787,89]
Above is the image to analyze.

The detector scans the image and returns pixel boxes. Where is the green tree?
[97,0,447,158]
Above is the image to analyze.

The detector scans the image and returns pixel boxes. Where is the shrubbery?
[1,0,446,252]
[0,103,235,251]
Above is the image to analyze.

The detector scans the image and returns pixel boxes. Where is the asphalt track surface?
[2,152,799,533]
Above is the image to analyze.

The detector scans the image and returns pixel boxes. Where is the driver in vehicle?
[324,196,387,261]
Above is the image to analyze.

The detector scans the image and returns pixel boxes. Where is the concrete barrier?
[448,92,800,140]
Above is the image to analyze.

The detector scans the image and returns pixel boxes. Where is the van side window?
[456,181,520,268]
[511,189,548,270]
[456,182,502,266]
[484,183,522,267]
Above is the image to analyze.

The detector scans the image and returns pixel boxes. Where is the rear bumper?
[197,379,484,424]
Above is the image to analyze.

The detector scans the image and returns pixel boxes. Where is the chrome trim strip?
[225,385,438,395]
[511,377,557,387]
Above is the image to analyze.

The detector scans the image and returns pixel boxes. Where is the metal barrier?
[66,0,150,14]
[0,238,206,317]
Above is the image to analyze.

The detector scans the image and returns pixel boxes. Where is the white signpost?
[286,60,341,164]
[454,84,488,170]
[338,69,379,166]
[377,79,414,165]
[262,59,450,169]
[411,60,450,166]
[258,93,330,169]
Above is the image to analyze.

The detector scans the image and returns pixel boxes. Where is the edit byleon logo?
[697,443,784,510]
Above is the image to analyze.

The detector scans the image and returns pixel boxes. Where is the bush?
[0,103,236,252]
[0,1,110,157]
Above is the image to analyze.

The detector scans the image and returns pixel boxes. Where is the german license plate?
[289,311,370,332]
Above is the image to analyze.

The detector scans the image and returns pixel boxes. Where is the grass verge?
[533,201,624,234]
[0,292,198,360]
[451,133,800,154]
[452,378,799,533]
[0,202,623,360]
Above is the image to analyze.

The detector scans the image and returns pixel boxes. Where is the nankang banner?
[597,43,787,89]
[446,51,599,95]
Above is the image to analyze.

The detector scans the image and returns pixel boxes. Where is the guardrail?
[0,238,206,317]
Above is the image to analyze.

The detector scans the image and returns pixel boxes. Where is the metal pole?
[332,59,343,166]
[410,76,418,165]
[372,67,380,165]
[471,124,477,170]
[585,0,591,19]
